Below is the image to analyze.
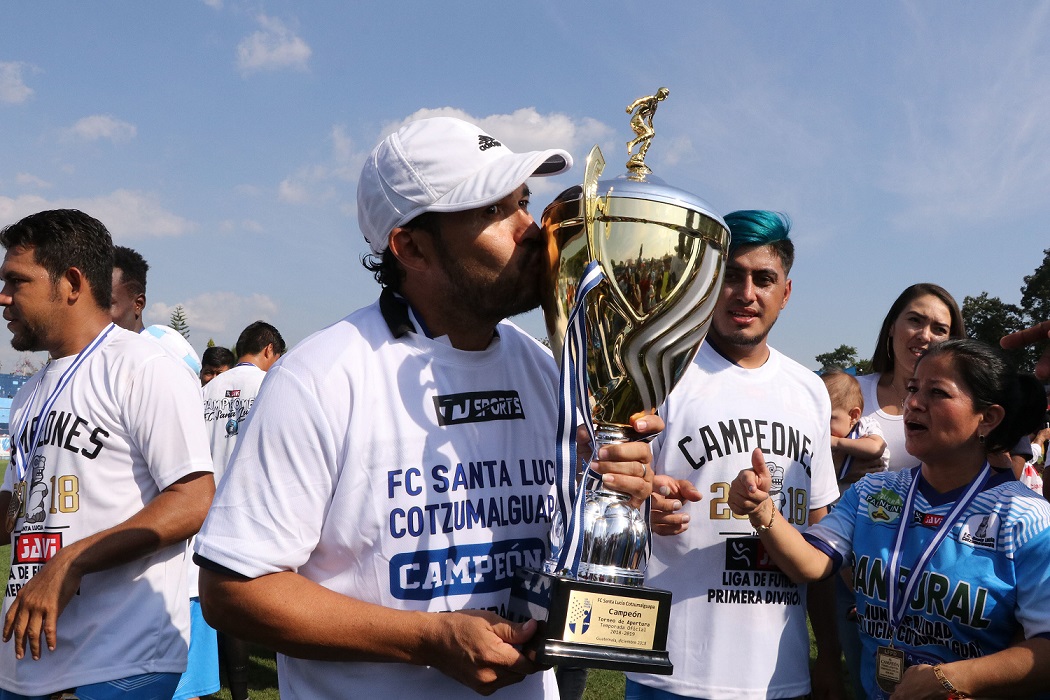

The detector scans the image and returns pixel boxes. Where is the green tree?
[963,292,1032,370]
[815,344,859,372]
[206,338,216,348]
[1021,247,1050,324]
[1018,247,1050,371]
[169,305,190,340]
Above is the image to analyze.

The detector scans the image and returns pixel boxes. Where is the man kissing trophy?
[510,88,729,673]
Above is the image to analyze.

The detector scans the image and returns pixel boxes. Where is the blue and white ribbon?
[885,464,991,638]
[552,261,605,575]
[10,324,116,485]
[837,422,862,482]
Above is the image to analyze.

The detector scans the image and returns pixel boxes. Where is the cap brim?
[394,148,572,227]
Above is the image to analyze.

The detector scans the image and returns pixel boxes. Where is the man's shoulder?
[203,364,264,398]
[767,346,821,383]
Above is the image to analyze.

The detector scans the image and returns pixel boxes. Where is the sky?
[1,1,1048,373]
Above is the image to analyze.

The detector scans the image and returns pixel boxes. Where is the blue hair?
[723,209,794,272]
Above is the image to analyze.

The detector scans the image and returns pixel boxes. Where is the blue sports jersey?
[805,467,1050,699]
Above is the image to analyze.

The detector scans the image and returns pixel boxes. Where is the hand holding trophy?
[509,89,729,673]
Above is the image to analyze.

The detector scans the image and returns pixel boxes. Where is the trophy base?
[508,567,673,675]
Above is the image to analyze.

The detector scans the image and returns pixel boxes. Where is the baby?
[821,369,889,491]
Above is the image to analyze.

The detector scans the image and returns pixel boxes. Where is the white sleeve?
[195,363,340,578]
[122,353,213,490]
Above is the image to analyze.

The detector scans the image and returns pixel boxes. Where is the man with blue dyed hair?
[626,211,844,699]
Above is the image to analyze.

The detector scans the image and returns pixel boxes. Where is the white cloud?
[0,190,195,238]
[0,62,34,104]
[15,173,51,189]
[278,125,360,204]
[236,15,311,75]
[278,109,611,207]
[201,0,222,8]
[64,114,137,143]
[147,292,279,342]
[386,107,613,155]
[218,218,263,233]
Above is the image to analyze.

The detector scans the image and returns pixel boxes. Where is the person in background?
[111,245,202,380]
[821,369,888,490]
[110,243,218,700]
[200,346,235,386]
[851,284,966,478]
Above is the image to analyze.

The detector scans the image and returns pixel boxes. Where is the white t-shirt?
[195,299,560,700]
[627,341,839,700]
[0,326,213,695]
[856,373,919,473]
[202,363,266,485]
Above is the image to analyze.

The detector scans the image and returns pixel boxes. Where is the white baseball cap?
[357,117,573,254]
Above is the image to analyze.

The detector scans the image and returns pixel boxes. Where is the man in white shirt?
[629,211,843,700]
[193,117,658,700]
[0,209,213,700]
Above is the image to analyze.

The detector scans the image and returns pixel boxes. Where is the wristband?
[932,664,969,699]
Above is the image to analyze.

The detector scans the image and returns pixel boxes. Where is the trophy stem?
[579,423,649,586]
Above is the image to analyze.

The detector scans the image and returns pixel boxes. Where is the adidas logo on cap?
[478,135,502,151]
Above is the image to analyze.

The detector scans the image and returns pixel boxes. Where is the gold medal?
[875,645,905,693]
[4,489,21,534]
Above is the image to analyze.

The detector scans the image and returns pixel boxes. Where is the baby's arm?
[832,433,887,461]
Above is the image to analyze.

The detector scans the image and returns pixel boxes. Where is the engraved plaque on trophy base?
[508,567,673,674]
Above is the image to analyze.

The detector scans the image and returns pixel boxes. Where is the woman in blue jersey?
[729,339,1050,698]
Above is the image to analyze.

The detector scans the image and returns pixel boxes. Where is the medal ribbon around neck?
[837,422,863,482]
[884,463,991,640]
[10,323,117,487]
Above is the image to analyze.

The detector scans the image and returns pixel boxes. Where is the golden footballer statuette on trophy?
[509,89,729,673]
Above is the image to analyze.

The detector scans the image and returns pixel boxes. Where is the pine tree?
[169,305,190,340]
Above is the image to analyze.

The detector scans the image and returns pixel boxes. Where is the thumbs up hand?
[728,448,774,521]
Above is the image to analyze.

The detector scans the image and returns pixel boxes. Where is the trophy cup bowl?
[508,135,728,673]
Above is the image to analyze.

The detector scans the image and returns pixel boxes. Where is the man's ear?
[62,266,85,303]
[388,226,432,274]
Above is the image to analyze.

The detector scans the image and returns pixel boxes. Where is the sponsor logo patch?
[912,510,945,528]
[866,488,904,524]
[433,391,525,426]
[14,532,62,564]
[959,512,999,550]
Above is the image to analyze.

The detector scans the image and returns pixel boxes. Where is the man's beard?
[432,244,544,325]
[9,323,44,352]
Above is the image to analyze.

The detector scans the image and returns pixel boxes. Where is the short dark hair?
[0,209,113,309]
[235,321,286,358]
[202,346,235,369]
[113,245,149,296]
[361,212,442,293]
[919,339,1045,453]
[871,283,966,374]
[723,210,795,274]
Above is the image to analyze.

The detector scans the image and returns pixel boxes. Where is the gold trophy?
[509,89,729,673]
